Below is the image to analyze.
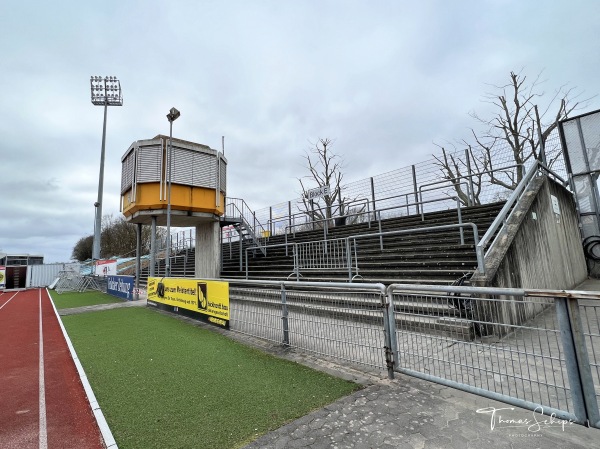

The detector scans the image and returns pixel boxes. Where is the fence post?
[378,211,383,251]
[288,201,292,230]
[386,287,399,371]
[269,206,273,236]
[381,287,395,379]
[370,177,377,221]
[346,238,352,281]
[281,284,290,346]
[555,297,594,425]
[565,297,600,426]
[465,148,474,206]
[535,105,548,166]
[412,165,420,215]
[457,198,464,245]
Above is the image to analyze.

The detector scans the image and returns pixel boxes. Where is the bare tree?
[298,138,347,225]
[435,70,591,201]
[433,144,484,205]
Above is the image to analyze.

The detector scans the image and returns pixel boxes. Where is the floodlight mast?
[165,107,181,277]
[90,76,123,269]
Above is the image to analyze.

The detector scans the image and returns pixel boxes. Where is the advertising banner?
[147,277,230,328]
[107,275,135,300]
[95,259,117,277]
[0,266,5,289]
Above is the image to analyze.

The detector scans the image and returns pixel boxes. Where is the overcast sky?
[1,0,599,263]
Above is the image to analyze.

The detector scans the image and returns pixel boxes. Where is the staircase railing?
[223,198,268,271]
[476,161,569,276]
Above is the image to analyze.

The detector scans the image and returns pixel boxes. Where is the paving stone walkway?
[243,375,598,449]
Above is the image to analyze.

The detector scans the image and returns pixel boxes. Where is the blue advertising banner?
[107,275,135,300]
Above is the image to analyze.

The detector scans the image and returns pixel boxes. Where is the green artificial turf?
[62,307,360,449]
[50,290,123,309]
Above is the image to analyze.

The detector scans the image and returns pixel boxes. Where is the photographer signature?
[476,406,574,432]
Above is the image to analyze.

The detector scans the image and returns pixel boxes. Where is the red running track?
[0,289,105,448]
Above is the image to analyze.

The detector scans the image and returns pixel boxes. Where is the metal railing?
[243,222,480,282]
[224,199,268,263]
[228,279,388,372]
[386,283,600,428]
[222,279,600,428]
[477,161,570,271]
[348,222,482,277]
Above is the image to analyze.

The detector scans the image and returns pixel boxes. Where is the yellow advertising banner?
[147,277,230,327]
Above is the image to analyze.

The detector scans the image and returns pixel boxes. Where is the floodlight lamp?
[167,107,181,122]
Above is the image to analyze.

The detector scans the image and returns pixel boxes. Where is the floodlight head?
[90,75,123,106]
[167,107,181,122]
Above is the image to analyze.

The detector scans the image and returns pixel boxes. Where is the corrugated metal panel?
[121,150,135,194]
[137,145,162,183]
[219,157,227,193]
[27,263,81,288]
[172,148,194,185]
[192,151,216,188]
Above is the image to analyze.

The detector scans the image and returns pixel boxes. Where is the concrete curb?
[46,288,118,449]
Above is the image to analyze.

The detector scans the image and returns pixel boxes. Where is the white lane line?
[0,291,20,310]
[39,289,48,449]
[46,288,119,448]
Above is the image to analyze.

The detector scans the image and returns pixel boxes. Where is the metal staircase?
[221,198,267,258]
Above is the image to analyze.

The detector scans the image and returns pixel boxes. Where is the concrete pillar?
[135,223,142,300]
[195,218,221,279]
[150,216,157,277]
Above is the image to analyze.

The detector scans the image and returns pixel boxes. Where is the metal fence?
[224,279,600,428]
[243,130,566,238]
[387,284,600,428]
[228,280,388,371]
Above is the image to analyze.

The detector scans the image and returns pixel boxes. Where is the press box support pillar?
[195,218,221,279]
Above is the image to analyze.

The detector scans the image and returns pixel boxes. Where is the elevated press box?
[120,135,226,226]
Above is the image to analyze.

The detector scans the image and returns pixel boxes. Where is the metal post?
[555,297,591,425]
[92,101,108,262]
[90,76,122,263]
[135,223,142,301]
[166,120,173,277]
[381,289,395,380]
[370,177,377,221]
[457,198,464,245]
[465,148,474,206]
[346,238,352,281]
[165,107,180,278]
[535,105,547,166]
[565,297,600,427]
[412,165,420,215]
[386,288,399,370]
[281,285,290,346]
[378,211,383,251]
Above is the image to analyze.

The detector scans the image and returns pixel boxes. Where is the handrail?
[279,198,371,236]
[283,200,371,252]
[419,182,472,207]
[242,222,480,283]
[244,242,296,280]
[476,161,543,274]
[418,163,525,206]
[347,222,482,280]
